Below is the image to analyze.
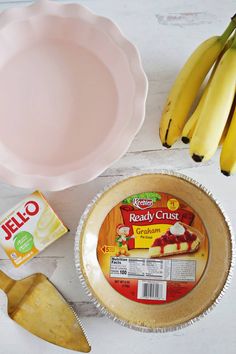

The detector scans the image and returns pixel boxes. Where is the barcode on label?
[137,280,167,300]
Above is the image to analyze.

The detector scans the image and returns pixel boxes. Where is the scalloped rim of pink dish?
[0,0,148,191]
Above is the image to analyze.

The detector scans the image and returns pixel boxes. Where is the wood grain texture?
[0,0,235,353]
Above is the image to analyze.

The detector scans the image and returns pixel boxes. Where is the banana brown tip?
[163,142,171,148]
[192,154,203,162]
[221,170,231,176]
[181,136,190,144]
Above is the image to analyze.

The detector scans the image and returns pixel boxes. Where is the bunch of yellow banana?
[159,15,236,176]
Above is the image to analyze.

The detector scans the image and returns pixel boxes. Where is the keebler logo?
[1,201,40,241]
[132,198,153,210]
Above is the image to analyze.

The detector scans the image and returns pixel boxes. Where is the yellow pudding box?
[0,191,68,268]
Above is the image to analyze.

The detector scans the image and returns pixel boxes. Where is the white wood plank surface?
[0,0,235,353]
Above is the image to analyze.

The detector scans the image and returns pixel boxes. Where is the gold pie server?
[0,271,91,352]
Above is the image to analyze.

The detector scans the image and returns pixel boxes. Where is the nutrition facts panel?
[110,257,196,282]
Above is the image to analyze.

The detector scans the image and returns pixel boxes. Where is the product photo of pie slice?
[149,222,201,258]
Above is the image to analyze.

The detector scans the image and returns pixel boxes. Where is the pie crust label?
[97,191,209,304]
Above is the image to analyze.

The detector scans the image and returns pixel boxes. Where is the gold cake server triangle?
[0,271,91,352]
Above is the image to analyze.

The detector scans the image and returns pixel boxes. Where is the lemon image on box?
[34,205,67,247]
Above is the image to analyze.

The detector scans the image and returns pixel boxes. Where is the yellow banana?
[219,115,231,146]
[181,104,231,146]
[159,18,236,148]
[219,95,235,146]
[181,107,198,143]
[190,36,236,162]
[181,36,234,144]
[220,100,236,176]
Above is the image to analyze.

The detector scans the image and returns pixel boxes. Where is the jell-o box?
[0,191,68,267]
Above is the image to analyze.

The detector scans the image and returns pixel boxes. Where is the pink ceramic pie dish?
[0,0,147,191]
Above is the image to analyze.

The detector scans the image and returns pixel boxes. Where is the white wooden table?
[0,1,235,353]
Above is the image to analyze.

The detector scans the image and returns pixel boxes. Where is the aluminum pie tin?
[75,172,234,332]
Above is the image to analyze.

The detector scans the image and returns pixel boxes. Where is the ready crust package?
[77,173,233,331]
[97,188,208,304]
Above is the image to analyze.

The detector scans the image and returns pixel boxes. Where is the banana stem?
[231,32,236,48]
[220,20,236,42]
[231,13,236,24]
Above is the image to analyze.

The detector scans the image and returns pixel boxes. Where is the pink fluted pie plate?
[0,0,147,190]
